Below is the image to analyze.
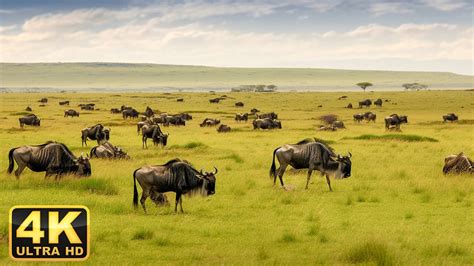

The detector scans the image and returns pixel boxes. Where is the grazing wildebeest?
[110,108,121,114]
[209,98,220,103]
[384,114,408,130]
[141,124,168,148]
[64,109,79,118]
[132,159,217,213]
[257,112,278,120]
[235,102,244,107]
[217,124,231,133]
[8,141,91,179]
[250,108,260,115]
[152,115,166,124]
[443,113,458,122]
[235,113,249,122]
[38,98,48,103]
[179,113,193,120]
[164,115,186,126]
[123,108,139,119]
[19,114,40,128]
[200,118,221,127]
[81,124,109,146]
[25,106,32,111]
[90,141,130,159]
[358,99,372,108]
[253,118,281,129]
[346,103,353,109]
[269,141,352,191]
[177,98,184,102]
[363,112,376,122]
[353,113,364,123]
[59,101,70,106]
[443,153,473,175]
[332,121,345,129]
[374,98,383,107]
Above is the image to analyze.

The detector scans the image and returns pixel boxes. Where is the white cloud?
[369,2,414,16]
[421,0,468,11]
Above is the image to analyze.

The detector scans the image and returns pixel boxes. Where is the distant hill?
[0,63,472,91]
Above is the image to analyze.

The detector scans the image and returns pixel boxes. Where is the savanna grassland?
[0,90,473,265]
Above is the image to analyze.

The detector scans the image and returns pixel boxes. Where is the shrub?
[344,240,393,265]
[132,229,154,240]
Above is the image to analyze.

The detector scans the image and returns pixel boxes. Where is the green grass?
[0,90,473,264]
[344,134,439,142]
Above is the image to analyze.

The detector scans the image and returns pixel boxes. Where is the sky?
[0,0,472,75]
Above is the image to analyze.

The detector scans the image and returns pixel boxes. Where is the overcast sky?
[0,0,472,75]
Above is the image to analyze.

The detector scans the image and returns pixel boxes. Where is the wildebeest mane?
[169,162,205,196]
[295,138,335,153]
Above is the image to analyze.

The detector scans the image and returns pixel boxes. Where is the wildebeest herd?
[7,96,472,215]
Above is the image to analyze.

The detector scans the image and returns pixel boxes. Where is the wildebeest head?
[158,133,169,146]
[199,167,217,195]
[399,116,408,123]
[76,154,92,176]
[331,153,352,179]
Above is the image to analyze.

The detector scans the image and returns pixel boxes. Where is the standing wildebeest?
[209,98,220,103]
[8,141,91,178]
[38,98,48,103]
[250,108,260,115]
[64,109,79,118]
[110,108,121,114]
[137,121,152,135]
[132,159,217,213]
[253,118,281,129]
[374,98,383,107]
[269,141,352,191]
[19,114,40,128]
[90,141,130,159]
[121,105,132,111]
[384,114,408,130]
[363,112,376,122]
[353,113,364,123]
[200,118,221,127]
[346,103,353,109]
[235,102,244,107]
[59,101,70,106]
[235,113,249,122]
[177,98,184,102]
[144,106,154,118]
[25,106,32,111]
[81,124,109,146]
[141,124,168,148]
[358,99,372,108]
[257,112,278,120]
[217,124,231,133]
[443,153,473,175]
[443,113,458,122]
[123,108,139,119]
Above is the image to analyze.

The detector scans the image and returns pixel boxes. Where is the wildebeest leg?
[305,169,313,189]
[175,193,182,213]
[179,197,184,213]
[277,164,288,189]
[14,163,26,179]
[325,174,332,192]
[140,189,150,214]
[142,136,147,149]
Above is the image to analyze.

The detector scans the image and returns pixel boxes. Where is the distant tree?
[255,84,266,92]
[319,114,338,125]
[266,84,277,91]
[402,83,428,91]
[356,82,373,92]
[402,83,412,90]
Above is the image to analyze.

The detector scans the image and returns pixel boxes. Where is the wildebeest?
[353,113,364,123]
[250,108,260,115]
[209,98,220,103]
[123,108,139,119]
[141,124,168,148]
[257,112,278,120]
[363,112,376,122]
[374,98,383,107]
[81,124,109,146]
[443,153,473,175]
[338,96,348,100]
[164,115,186,126]
[90,141,130,159]
[137,121,152,135]
[235,102,244,107]
[384,114,408,130]
[38,98,48,103]
[19,114,40,128]
[59,101,70,106]
[318,125,336,131]
[269,141,352,191]
[79,103,95,110]
[177,98,184,102]
[358,99,372,108]
[64,109,79,118]
[253,118,281,129]
[217,124,231,133]
[235,113,249,122]
[346,103,353,109]
[443,113,458,122]
[132,159,217,213]
[25,106,32,111]
[200,118,221,127]
[332,120,345,129]
[144,106,154,118]
[110,108,121,114]
[8,141,91,179]
[121,105,132,111]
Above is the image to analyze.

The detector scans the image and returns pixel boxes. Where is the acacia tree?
[402,83,428,91]
[356,82,373,92]
[255,84,266,92]
[266,84,277,91]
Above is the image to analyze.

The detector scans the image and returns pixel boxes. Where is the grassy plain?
[0,90,473,265]
[1,63,473,90]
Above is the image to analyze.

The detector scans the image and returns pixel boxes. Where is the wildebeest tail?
[269,147,278,178]
[132,168,139,208]
[7,147,17,174]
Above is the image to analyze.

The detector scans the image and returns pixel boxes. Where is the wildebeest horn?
[200,169,204,175]
[213,167,218,175]
[348,152,352,158]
